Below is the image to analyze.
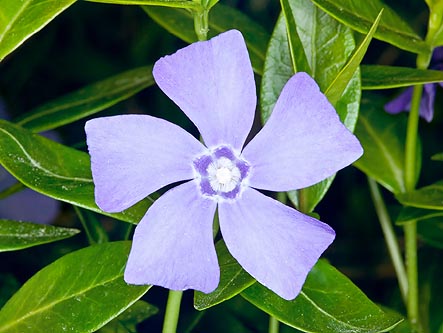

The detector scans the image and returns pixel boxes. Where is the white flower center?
[207,157,241,192]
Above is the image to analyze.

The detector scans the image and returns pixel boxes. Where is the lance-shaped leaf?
[242,260,403,332]
[0,241,150,333]
[396,181,443,210]
[0,0,76,62]
[143,4,269,75]
[86,0,198,7]
[194,240,255,310]
[311,0,430,54]
[396,207,443,225]
[0,219,80,252]
[15,66,154,133]
[0,120,152,224]
[361,65,443,90]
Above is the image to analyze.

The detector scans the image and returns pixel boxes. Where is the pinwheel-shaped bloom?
[86,30,363,300]
[385,46,443,122]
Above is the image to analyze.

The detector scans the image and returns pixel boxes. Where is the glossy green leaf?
[86,0,198,8]
[15,66,154,133]
[0,120,152,224]
[354,95,420,194]
[431,152,443,161]
[396,181,443,210]
[361,65,443,90]
[311,0,429,54]
[261,0,360,213]
[0,0,76,62]
[0,219,80,252]
[396,206,443,225]
[0,241,150,333]
[143,4,269,75]
[194,240,255,310]
[98,300,158,333]
[325,9,382,105]
[242,260,402,333]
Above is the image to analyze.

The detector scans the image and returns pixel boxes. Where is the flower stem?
[268,316,280,333]
[162,290,184,333]
[367,177,407,303]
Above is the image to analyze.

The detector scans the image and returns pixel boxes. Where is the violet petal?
[85,115,206,213]
[124,181,219,293]
[420,83,436,122]
[153,30,256,151]
[218,187,335,300]
[385,87,413,115]
[242,72,363,191]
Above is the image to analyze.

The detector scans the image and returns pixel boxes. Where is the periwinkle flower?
[85,30,363,300]
[385,46,443,122]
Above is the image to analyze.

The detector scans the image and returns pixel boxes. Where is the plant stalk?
[162,290,184,333]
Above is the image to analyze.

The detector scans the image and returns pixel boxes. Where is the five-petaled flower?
[85,30,363,300]
[385,46,443,122]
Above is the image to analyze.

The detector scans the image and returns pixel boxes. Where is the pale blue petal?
[85,115,206,212]
[242,72,363,191]
[153,30,256,150]
[124,181,219,293]
[219,187,335,300]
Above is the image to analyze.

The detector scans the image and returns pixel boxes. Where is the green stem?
[193,9,209,41]
[367,177,407,302]
[404,222,419,330]
[268,316,280,333]
[0,181,24,199]
[162,290,183,333]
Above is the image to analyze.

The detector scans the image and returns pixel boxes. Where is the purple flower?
[85,30,363,300]
[385,47,443,122]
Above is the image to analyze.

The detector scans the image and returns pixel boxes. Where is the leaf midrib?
[0,0,30,44]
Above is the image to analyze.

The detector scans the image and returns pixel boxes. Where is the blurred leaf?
[419,249,443,333]
[143,4,269,75]
[194,240,255,310]
[396,206,443,225]
[417,218,443,249]
[354,95,421,194]
[98,300,158,333]
[311,0,430,54]
[242,260,403,333]
[86,0,198,8]
[14,66,154,133]
[0,219,79,252]
[74,207,109,244]
[425,0,443,47]
[0,0,76,62]
[0,241,150,333]
[431,152,443,161]
[0,120,152,224]
[325,9,382,105]
[361,65,443,89]
[396,181,443,210]
[260,0,360,213]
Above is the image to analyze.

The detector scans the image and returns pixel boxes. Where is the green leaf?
[86,0,198,8]
[361,65,443,90]
[310,0,430,54]
[431,152,443,161]
[260,0,360,212]
[242,260,402,333]
[417,218,443,249]
[0,219,80,252]
[354,95,421,194]
[324,9,382,105]
[396,206,443,225]
[0,120,152,224]
[0,0,76,62]
[194,240,255,310]
[98,300,158,333]
[14,66,154,133]
[0,241,150,333]
[143,4,269,75]
[396,181,443,210]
